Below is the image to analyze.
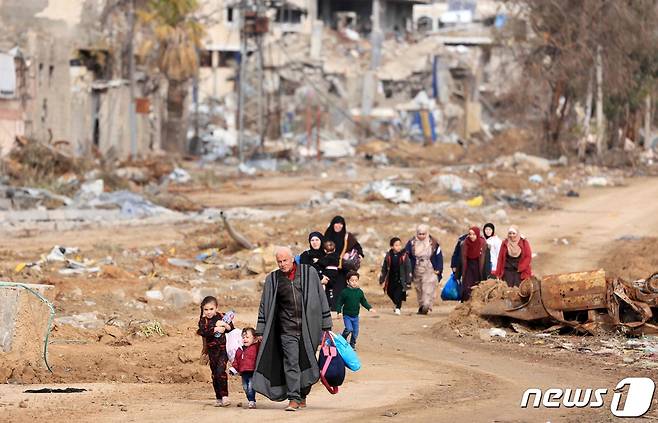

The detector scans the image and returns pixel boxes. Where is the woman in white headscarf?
[493,225,533,287]
[405,224,443,315]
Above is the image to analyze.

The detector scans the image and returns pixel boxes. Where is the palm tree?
[138,0,204,153]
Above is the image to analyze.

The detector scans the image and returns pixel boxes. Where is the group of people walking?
[196,215,534,412]
[449,223,533,301]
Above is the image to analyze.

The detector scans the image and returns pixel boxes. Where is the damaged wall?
[0,52,25,155]
[0,0,161,158]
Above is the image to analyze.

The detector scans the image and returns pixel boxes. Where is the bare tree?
[507,0,658,160]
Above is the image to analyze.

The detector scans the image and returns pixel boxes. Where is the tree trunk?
[646,93,653,151]
[578,71,594,161]
[594,45,605,157]
[162,79,188,154]
[544,80,563,151]
[544,80,569,156]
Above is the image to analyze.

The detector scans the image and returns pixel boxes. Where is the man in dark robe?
[253,247,332,411]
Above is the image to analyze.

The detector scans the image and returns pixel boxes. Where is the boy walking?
[335,271,375,350]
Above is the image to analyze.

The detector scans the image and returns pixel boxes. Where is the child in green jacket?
[336,271,376,349]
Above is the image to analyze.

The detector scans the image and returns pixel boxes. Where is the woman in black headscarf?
[323,216,364,265]
[323,216,364,307]
[299,231,325,277]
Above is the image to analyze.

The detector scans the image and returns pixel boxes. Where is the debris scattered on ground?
[140,321,166,338]
[220,211,255,250]
[167,168,192,184]
[55,312,104,330]
[586,176,610,187]
[24,388,87,394]
[360,179,411,204]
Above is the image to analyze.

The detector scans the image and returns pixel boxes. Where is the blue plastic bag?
[331,331,361,371]
[441,273,461,301]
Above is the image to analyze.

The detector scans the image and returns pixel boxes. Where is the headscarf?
[465,226,486,259]
[507,225,522,258]
[483,223,495,240]
[306,231,324,260]
[324,215,347,254]
[413,224,432,258]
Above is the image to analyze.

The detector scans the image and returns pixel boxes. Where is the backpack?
[318,332,346,394]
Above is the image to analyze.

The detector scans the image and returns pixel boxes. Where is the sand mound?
[599,237,658,281]
[434,280,510,336]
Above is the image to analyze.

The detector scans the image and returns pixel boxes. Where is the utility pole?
[237,0,268,162]
[237,0,247,164]
[128,0,137,160]
[256,0,265,148]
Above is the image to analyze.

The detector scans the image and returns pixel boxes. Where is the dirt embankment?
[598,237,658,281]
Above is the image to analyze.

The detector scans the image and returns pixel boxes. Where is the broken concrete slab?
[55,312,103,330]
[163,286,194,309]
[360,179,412,204]
[433,174,477,194]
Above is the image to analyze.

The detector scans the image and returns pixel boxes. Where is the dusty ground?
[1,168,658,422]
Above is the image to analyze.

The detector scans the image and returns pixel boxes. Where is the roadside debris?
[220,211,255,250]
[360,179,411,204]
[139,321,166,337]
[46,246,79,262]
[586,176,610,187]
[467,270,658,335]
[167,168,192,184]
[55,312,103,330]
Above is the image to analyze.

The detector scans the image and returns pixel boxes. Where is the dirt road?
[518,177,658,276]
[2,177,658,422]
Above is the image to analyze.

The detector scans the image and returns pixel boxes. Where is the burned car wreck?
[471,270,658,335]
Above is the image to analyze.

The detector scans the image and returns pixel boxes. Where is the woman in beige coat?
[405,224,444,315]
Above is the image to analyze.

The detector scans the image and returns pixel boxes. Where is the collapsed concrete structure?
[194,0,518,160]
[1,0,515,160]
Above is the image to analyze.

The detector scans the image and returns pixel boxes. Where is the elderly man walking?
[253,247,332,411]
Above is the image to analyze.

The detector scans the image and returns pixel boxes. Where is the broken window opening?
[219,51,239,67]
[227,7,234,22]
[417,16,433,33]
[70,50,110,80]
[199,50,213,68]
[92,90,101,147]
[199,50,239,68]
[275,8,305,24]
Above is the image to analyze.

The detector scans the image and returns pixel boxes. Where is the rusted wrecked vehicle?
[472,270,658,335]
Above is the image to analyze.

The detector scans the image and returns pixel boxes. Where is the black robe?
[253,264,332,401]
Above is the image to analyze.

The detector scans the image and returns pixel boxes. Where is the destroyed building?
[0,0,163,159]
[317,0,427,35]
[1,0,517,161]
[193,0,518,158]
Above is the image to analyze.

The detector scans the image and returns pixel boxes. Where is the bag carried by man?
[318,332,346,394]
